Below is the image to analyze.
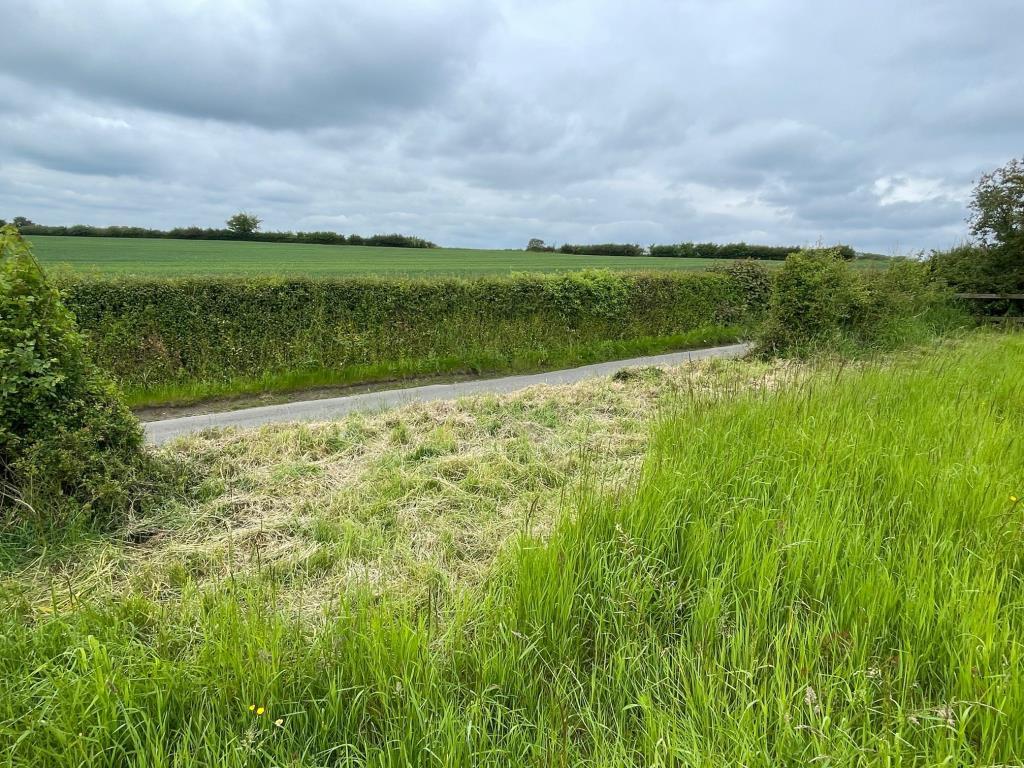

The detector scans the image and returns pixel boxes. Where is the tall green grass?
[1,333,1021,765]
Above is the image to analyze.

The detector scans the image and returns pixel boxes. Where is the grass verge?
[1,331,1021,765]
[122,326,744,409]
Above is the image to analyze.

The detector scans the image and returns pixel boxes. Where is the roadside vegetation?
[58,268,760,408]
[2,163,1022,764]
[3,328,1021,765]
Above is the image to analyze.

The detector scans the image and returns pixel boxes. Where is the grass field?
[30,236,735,277]
[30,235,889,277]
[2,331,1021,765]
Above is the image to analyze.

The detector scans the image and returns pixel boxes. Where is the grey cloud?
[2,0,495,129]
[0,0,1021,253]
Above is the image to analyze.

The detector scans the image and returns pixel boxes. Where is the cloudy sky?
[1,0,1020,252]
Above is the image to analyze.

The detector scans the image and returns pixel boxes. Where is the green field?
[29,236,892,277]
[29,235,743,277]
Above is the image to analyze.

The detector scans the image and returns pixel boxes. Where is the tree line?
[0,212,437,249]
[526,238,856,260]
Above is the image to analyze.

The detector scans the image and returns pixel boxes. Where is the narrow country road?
[145,342,751,445]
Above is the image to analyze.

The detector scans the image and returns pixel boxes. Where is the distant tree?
[12,216,33,229]
[0,219,6,228]
[969,157,1024,252]
[527,238,546,251]
[225,211,262,237]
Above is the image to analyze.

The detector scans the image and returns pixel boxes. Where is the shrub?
[711,260,773,324]
[929,243,1024,295]
[0,226,147,528]
[854,259,960,346]
[757,248,863,356]
[759,249,959,357]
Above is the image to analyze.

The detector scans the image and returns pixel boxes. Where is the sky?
[1,0,1021,253]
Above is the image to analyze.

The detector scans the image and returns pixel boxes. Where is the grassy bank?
[1,331,1021,765]
[59,270,759,407]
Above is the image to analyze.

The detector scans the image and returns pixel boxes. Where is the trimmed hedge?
[57,270,761,401]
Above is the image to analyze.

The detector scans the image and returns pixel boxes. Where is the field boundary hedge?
[56,270,766,406]
[650,242,856,260]
[16,224,435,248]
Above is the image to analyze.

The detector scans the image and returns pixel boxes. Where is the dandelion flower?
[248,705,255,712]
[256,706,265,716]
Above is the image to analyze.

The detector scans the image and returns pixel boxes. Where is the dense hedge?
[1,226,147,527]
[650,242,856,261]
[928,243,1024,295]
[535,242,857,260]
[758,249,958,357]
[16,224,436,249]
[57,271,761,401]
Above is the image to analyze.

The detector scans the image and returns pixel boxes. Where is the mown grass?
[31,236,891,278]
[1,332,1021,765]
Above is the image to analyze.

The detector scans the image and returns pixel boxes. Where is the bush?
[758,249,958,357]
[57,270,767,404]
[929,243,1024,295]
[0,226,147,528]
[757,248,863,356]
[710,260,773,324]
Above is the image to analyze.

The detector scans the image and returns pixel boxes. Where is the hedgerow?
[928,243,1024,295]
[0,226,148,529]
[57,270,758,402]
[758,248,958,357]
[17,223,436,249]
[650,242,856,260]
[557,243,646,257]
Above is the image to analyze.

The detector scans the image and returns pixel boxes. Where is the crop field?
[30,235,893,277]
[2,332,1022,765]
[29,235,740,277]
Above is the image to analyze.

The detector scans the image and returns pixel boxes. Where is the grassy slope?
[2,332,1021,765]
[30,236,729,277]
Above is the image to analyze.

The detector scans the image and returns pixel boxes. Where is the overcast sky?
[1,0,1021,252]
